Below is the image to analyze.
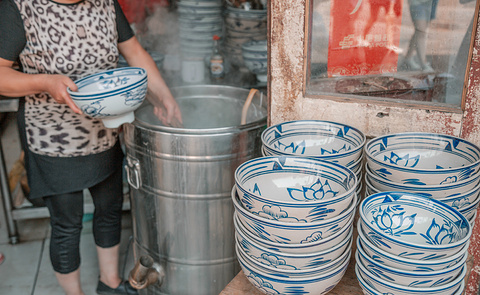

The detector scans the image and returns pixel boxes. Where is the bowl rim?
[261,120,366,160]
[68,67,147,97]
[355,251,467,292]
[237,243,351,282]
[356,235,467,277]
[70,78,147,101]
[365,163,480,191]
[360,192,472,251]
[235,222,353,258]
[365,132,480,174]
[365,169,480,206]
[357,218,468,266]
[233,185,357,227]
[234,211,354,249]
[236,239,352,275]
[235,156,358,208]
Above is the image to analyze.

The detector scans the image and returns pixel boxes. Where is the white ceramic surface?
[238,243,350,295]
[234,156,357,222]
[360,192,471,260]
[356,238,466,287]
[68,67,147,128]
[234,213,354,254]
[365,132,480,185]
[233,186,357,244]
[261,120,366,168]
[235,219,353,270]
[365,164,480,199]
[357,219,469,272]
[355,257,466,295]
[237,241,351,277]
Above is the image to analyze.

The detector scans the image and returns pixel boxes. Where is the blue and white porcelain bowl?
[235,217,353,270]
[360,192,471,260]
[68,67,147,128]
[234,213,354,254]
[238,242,350,295]
[365,132,480,185]
[236,241,351,277]
[243,56,268,82]
[242,40,267,59]
[233,187,357,244]
[365,164,480,199]
[357,219,469,272]
[356,256,466,295]
[356,237,466,287]
[262,120,366,168]
[225,16,267,32]
[235,156,357,222]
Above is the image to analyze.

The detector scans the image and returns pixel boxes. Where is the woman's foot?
[0,252,4,265]
[96,280,138,295]
[404,57,421,71]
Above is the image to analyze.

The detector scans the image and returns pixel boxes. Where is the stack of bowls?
[241,40,268,82]
[177,0,224,58]
[356,192,471,295]
[364,132,480,226]
[261,120,366,205]
[224,1,267,68]
[233,156,358,294]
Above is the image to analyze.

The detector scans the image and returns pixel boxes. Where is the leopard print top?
[14,0,120,157]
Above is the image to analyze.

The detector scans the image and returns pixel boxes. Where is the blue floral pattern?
[421,219,455,245]
[99,76,130,90]
[287,178,338,201]
[370,205,416,236]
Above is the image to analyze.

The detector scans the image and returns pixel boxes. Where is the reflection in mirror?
[308,0,476,107]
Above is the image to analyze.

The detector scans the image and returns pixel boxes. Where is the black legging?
[44,166,124,274]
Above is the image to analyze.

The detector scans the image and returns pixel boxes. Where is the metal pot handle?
[125,155,141,190]
[241,88,259,125]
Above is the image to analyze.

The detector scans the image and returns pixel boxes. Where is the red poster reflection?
[327,0,403,77]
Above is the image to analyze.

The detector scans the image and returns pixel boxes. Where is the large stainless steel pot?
[123,85,267,295]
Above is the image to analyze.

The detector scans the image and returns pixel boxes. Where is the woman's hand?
[151,93,183,127]
[44,74,82,114]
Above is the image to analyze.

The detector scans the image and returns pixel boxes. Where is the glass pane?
[308,0,476,107]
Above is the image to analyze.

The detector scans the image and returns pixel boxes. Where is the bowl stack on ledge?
[232,156,358,294]
[356,191,471,295]
[364,132,480,227]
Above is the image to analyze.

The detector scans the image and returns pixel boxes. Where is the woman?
[0,0,182,294]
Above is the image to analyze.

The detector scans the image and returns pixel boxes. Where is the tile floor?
[0,112,137,295]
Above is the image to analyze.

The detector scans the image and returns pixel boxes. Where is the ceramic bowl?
[234,156,357,222]
[360,192,471,260]
[365,164,480,199]
[225,5,268,19]
[261,120,366,168]
[234,212,354,254]
[224,15,267,32]
[357,221,468,271]
[233,186,357,244]
[355,258,466,295]
[235,216,353,269]
[365,132,480,185]
[243,56,268,82]
[67,67,147,128]
[238,242,350,295]
[365,171,480,212]
[458,197,480,221]
[242,40,267,59]
[236,241,351,277]
[356,237,466,287]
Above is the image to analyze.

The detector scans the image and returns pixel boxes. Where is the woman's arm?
[0,57,81,113]
[118,37,183,127]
